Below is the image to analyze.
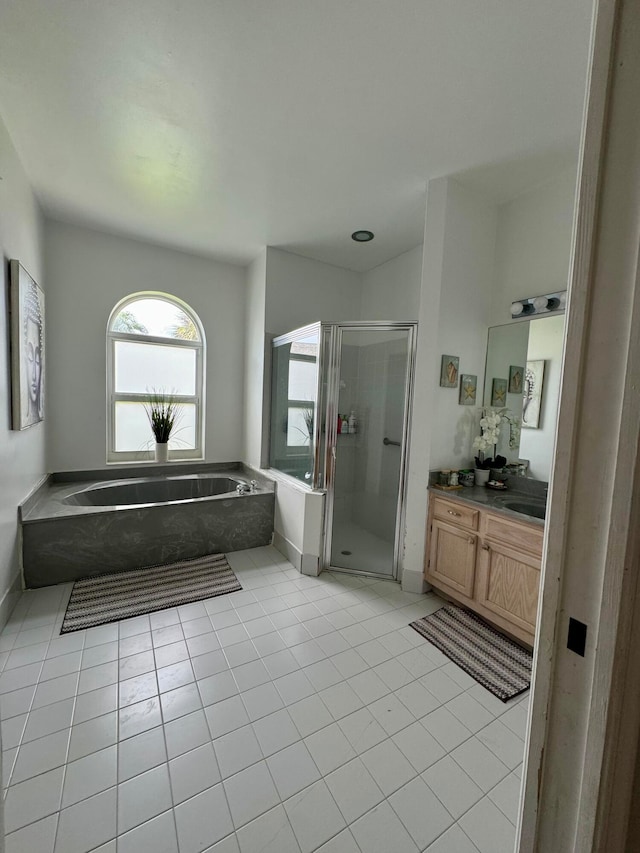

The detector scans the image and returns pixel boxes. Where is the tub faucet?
[236,482,251,495]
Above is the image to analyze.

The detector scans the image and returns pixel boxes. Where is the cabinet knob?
[447,510,461,517]
[482,544,490,551]
[468,537,474,545]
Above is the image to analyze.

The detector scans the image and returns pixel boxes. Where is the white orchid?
[473,407,511,465]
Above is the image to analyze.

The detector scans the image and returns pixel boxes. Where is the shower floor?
[330,519,395,576]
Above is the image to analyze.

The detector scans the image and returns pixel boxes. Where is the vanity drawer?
[483,512,543,557]
[432,497,479,531]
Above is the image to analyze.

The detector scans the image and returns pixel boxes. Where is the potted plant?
[145,389,180,462]
[472,408,508,484]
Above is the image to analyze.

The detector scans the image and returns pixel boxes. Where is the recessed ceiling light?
[351,230,374,242]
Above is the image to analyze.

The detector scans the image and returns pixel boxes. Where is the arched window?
[107,292,205,462]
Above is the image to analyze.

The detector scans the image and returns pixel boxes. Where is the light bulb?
[533,296,549,312]
[511,302,524,316]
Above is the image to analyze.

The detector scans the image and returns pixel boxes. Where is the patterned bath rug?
[409,603,532,702]
[61,553,242,633]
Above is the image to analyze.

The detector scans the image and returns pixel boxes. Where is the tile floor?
[0,546,528,853]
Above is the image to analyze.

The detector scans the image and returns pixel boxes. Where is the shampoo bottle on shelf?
[341,414,349,434]
[348,411,357,434]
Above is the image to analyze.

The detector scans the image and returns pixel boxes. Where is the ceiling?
[0,1,593,272]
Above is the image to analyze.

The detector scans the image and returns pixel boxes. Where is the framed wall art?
[491,377,507,407]
[522,360,545,428]
[440,354,459,388]
[10,260,45,430]
[459,374,477,405]
[508,365,524,394]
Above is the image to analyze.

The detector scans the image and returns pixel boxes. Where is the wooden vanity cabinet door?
[427,518,477,598]
[475,539,541,636]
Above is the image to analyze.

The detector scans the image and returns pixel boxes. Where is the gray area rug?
[61,553,242,633]
[409,603,532,702]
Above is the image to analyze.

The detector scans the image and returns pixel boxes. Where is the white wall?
[359,245,422,321]
[0,117,45,613]
[519,314,565,479]
[492,167,577,322]
[264,247,361,335]
[243,250,267,469]
[44,220,246,471]
[429,180,498,469]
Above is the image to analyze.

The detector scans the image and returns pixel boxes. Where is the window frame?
[106,293,205,463]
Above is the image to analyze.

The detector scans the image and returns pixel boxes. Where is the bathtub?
[21,469,275,588]
[64,474,246,507]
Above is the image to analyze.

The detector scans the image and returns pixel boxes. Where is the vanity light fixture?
[351,230,374,242]
[511,290,567,319]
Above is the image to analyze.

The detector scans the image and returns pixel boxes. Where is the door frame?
[320,321,417,579]
[518,0,640,848]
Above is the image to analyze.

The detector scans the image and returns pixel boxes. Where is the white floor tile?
[315,828,360,853]
[54,787,117,853]
[68,711,117,761]
[305,723,356,775]
[487,771,522,824]
[117,763,173,834]
[267,741,320,800]
[392,720,446,772]
[5,767,65,833]
[61,745,117,808]
[253,709,300,757]
[224,760,280,828]
[5,814,58,853]
[424,824,480,852]
[476,718,525,769]
[325,757,384,823]
[118,725,167,782]
[422,755,484,819]
[0,548,533,853]
[337,707,387,754]
[360,738,417,796]
[164,708,211,760]
[12,728,70,784]
[284,780,347,853]
[214,724,263,778]
[288,695,334,738]
[169,742,221,804]
[174,785,234,853]
[117,809,178,853]
[389,775,453,849]
[451,738,511,793]
[205,695,250,738]
[350,801,418,853]
[241,681,284,721]
[118,696,162,740]
[236,805,301,853]
[459,796,517,853]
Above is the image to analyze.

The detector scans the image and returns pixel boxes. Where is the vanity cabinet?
[425,495,543,645]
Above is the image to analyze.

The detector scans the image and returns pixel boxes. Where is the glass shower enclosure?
[270,321,417,579]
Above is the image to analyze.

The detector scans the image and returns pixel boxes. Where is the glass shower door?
[327,326,414,578]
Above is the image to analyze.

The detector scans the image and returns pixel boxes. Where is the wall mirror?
[483,314,565,481]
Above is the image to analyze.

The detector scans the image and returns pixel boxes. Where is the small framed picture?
[509,365,524,394]
[459,374,477,405]
[491,378,507,407]
[522,360,545,428]
[440,355,459,388]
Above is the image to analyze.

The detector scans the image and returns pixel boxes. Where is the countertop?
[428,483,546,526]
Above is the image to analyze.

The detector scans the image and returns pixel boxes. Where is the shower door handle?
[383,437,401,447]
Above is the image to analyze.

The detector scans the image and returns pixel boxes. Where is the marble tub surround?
[21,467,275,589]
[21,463,274,522]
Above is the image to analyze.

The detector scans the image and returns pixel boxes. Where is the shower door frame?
[320,321,417,580]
